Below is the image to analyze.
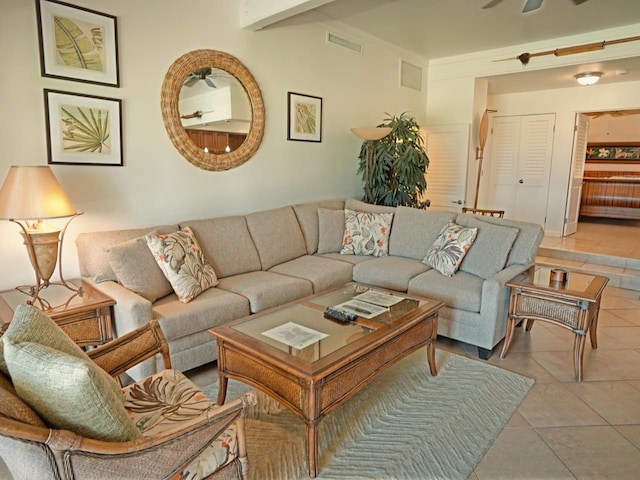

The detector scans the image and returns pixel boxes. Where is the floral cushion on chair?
[423,222,478,277]
[340,209,393,256]
[123,369,238,480]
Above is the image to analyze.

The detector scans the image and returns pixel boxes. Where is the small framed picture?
[36,0,120,87]
[287,92,322,142]
[44,89,123,166]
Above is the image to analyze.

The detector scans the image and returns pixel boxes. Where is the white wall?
[0,0,427,290]
[426,23,640,236]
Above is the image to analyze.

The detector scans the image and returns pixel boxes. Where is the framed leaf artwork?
[36,0,120,87]
[44,89,123,166]
[287,92,322,142]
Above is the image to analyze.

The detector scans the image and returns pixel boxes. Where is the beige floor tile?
[615,425,640,449]
[489,352,559,384]
[537,425,640,480]
[597,309,638,327]
[517,384,605,428]
[565,381,640,425]
[597,326,640,349]
[473,427,575,480]
[532,348,640,382]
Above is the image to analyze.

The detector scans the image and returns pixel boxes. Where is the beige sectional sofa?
[75,199,543,380]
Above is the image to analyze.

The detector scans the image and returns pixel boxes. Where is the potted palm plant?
[356,112,429,208]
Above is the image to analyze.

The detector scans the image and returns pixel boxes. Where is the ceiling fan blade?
[522,0,544,12]
[204,78,216,88]
[184,76,198,87]
[572,0,589,5]
[482,0,503,8]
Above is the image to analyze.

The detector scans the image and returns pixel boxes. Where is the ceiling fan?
[483,0,589,13]
[184,67,219,88]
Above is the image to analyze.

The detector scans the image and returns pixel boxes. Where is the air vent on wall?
[327,31,363,54]
[400,60,422,91]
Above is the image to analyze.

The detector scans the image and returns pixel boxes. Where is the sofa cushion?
[146,227,218,304]
[245,206,308,270]
[152,288,250,341]
[408,269,483,313]
[293,200,345,254]
[270,255,353,292]
[319,253,378,265]
[76,224,179,282]
[389,206,457,259]
[2,305,141,442]
[183,216,261,278]
[345,199,396,214]
[107,235,173,303]
[458,213,544,267]
[456,214,519,279]
[340,209,393,257]
[317,208,345,254]
[424,222,477,277]
[0,371,46,427]
[217,271,313,313]
[352,256,430,292]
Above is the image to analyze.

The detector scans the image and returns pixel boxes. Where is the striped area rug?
[205,350,534,480]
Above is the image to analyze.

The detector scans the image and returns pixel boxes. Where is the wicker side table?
[500,266,608,382]
[0,279,115,348]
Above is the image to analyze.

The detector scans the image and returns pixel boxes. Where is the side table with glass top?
[500,266,609,382]
[0,279,115,348]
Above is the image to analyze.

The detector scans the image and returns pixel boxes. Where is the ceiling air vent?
[400,60,422,91]
[327,31,363,54]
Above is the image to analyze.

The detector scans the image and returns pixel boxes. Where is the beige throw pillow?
[146,226,218,303]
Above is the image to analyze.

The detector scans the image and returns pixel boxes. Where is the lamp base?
[16,280,84,310]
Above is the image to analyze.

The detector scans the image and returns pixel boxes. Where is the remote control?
[324,306,358,323]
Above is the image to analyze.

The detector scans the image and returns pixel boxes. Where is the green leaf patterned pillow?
[423,222,478,277]
[340,209,393,257]
[146,226,218,303]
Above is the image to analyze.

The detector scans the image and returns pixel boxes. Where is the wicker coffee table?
[209,283,444,477]
[500,266,609,382]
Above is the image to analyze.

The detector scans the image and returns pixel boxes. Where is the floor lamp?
[351,127,392,203]
[0,166,83,308]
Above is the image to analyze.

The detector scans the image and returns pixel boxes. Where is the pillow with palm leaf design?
[423,222,478,277]
[340,209,393,257]
[146,227,218,303]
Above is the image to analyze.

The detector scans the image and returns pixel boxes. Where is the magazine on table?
[333,299,388,319]
[353,290,405,307]
[262,322,328,350]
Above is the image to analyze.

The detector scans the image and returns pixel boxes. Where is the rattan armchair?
[0,318,256,480]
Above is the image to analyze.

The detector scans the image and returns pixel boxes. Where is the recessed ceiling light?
[575,72,603,86]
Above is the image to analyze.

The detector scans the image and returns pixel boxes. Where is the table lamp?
[0,165,83,307]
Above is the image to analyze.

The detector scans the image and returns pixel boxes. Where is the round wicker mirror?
[161,49,265,171]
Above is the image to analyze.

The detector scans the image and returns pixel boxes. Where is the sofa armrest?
[82,278,153,336]
[479,263,533,349]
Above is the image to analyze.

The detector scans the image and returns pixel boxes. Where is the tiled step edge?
[537,246,640,271]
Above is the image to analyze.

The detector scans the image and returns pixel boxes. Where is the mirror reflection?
[179,67,251,154]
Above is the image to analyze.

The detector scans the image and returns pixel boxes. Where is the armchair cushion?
[124,369,238,479]
[2,305,141,442]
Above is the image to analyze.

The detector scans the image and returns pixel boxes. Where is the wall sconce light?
[575,72,603,86]
[0,166,83,307]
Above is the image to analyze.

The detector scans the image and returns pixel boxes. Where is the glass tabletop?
[231,284,425,363]
[529,266,596,293]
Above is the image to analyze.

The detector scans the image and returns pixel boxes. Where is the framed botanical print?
[36,0,120,87]
[44,89,123,166]
[287,92,322,142]
[586,143,640,163]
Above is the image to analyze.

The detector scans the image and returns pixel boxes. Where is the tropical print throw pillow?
[146,227,218,303]
[340,209,393,257]
[424,222,478,277]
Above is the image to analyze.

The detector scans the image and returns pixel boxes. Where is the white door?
[424,124,470,211]
[487,114,555,226]
[563,113,590,236]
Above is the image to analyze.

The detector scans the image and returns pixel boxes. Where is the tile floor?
[2,219,639,480]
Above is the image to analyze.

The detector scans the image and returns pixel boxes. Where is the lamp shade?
[0,166,76,221]
[351,127,392,141]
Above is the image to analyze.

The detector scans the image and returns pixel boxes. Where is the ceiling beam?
[240,0,336,31]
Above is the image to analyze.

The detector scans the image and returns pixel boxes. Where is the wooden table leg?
[573,331,587,382]
[427,341,438,376]
[500,316,517,359]
[306,421,319,477]
[217,373,228,405]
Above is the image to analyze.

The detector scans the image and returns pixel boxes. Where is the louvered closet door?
[487,114,555,226]
[563,113,589,236]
